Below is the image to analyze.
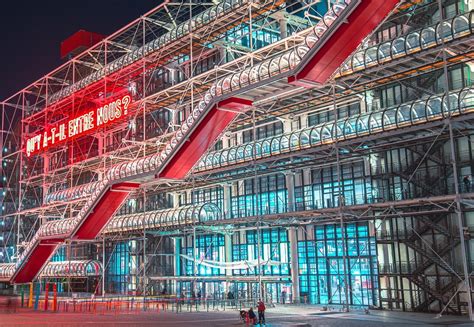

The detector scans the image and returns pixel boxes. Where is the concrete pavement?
[0,304,473,326]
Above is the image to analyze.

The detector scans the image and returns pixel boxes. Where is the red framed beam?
[159,97,252,180]
[289,0,399,86]
[73,182,140,240]
[11,241,61,284]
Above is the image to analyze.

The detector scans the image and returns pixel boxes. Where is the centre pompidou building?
[0,0,473,317]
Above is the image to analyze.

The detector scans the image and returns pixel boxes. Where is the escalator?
[0,0,402,283]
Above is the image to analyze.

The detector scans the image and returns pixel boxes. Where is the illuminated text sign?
[26,94,131,157]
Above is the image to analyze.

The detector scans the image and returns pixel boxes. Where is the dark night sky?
[0,1,162,101]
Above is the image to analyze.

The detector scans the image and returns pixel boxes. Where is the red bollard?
[44,283,49,311]
[52,284,57,312]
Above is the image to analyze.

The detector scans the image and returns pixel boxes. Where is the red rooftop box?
[60,30,105,59]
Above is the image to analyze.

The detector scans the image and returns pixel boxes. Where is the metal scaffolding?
[0,0,473,319]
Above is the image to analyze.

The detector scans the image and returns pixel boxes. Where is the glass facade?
[298,223,378,306]
[182,234,226,277]
[339,12,473,76]
[295,163,373,210]
[241,229,291,303]
[107,241,136,294]
[231,174,287,218]
[198,87,474,172]
[0,0,472,316]
[232,229,290,276]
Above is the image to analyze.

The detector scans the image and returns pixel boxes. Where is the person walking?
[281,290,287,304]
[227,290,235,306]
[257,299,266,325]
[180,290,185,305]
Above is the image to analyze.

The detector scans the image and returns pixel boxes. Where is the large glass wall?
[295,162,374,211]
[298,223,378,306]
[231,174,287,218]
[231,229,291,302]
[231,229,290,276]
[242,121,284,143]
[107,241,136,294]
[189,187,224,210]
[224,24,280,61]
[308,102,361,126]
[181,234,225,277]
[177,234,225,298]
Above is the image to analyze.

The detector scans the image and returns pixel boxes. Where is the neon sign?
[25,94,131,157]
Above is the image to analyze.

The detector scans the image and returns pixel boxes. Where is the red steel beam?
[159,97,252,179]
[73,182,140,240]
[289,0,399,86]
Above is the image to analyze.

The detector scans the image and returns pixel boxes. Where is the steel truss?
[0,0,473,319]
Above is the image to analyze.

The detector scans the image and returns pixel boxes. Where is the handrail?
[198,87,474,171]
[45,181,101,204]
[339,11,473,75]
[105,203,222,233]
[0,260,102,280]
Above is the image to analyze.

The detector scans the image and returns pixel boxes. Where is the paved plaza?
[0,305,473,327]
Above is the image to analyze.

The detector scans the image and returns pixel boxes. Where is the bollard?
[34,283,40,311]
[52,284,57,312]
[28,282,34,308]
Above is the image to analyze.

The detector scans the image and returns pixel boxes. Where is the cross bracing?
[0,0,473,318]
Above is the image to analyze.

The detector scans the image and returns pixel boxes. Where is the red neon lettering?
[25,94,131,157]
